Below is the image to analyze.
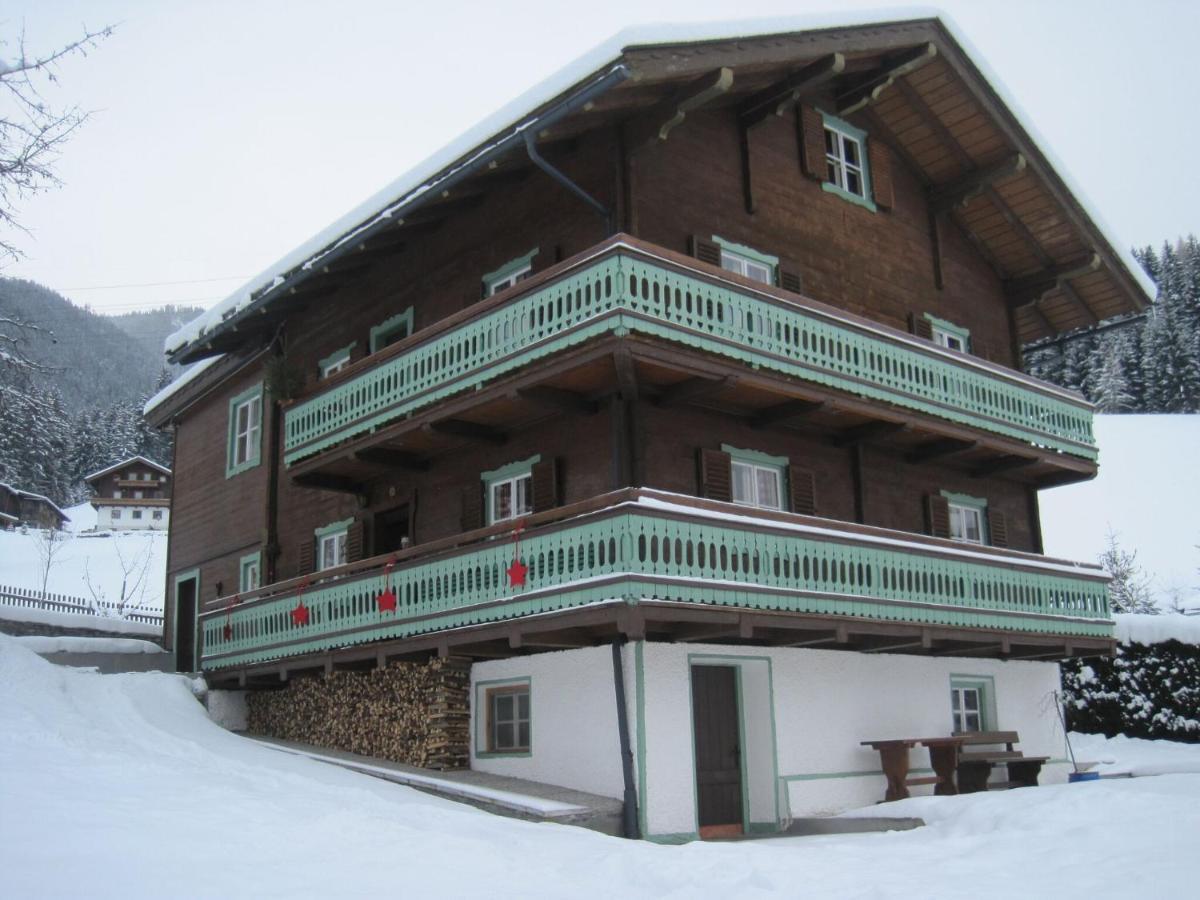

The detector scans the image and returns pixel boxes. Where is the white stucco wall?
[95,505,169,531]
[470,644,626,800]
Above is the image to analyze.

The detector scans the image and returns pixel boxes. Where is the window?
[316,526,348,571]
[943,491,988,545]
[132,510,143,520]
[319,343,355,378]
[482,456,539,525]
[950,676,995,734]
[926,315,971,353]
[820,111,875,210]
[369,310,413,353]
[226,383,264,477]
[487,685,531,753]
[134,490,144,499]
[152,510,163,521]
[112,509,121,520]
[713,237,777,286]
[113,489,122,499]
[240,552,261,592]
[723,445,786,511]
[483,248,538,297]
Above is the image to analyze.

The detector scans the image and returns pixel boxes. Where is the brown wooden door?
[691,665,743,835]
[175,577,197,673]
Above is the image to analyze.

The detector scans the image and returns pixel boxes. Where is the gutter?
[170,63,632,365]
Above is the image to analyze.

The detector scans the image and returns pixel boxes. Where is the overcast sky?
[5,0,1197,316]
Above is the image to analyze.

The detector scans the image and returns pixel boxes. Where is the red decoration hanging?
[377,556,398,613]
[291,578,311,627]
[507,519,528,588]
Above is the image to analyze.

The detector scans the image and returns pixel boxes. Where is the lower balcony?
[199,490,1112,681]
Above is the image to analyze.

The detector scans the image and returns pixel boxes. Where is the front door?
[691,665,744,837]
[174,576,197,673]
[373,504,410,556]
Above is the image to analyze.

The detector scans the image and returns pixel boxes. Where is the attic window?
[821,112,876,211]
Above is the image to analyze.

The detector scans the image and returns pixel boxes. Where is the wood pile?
[246,657,472,769]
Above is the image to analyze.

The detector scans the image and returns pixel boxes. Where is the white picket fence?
[0,584,164,626]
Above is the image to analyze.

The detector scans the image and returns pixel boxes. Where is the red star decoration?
[377,588,397,613]
[291,601,310,627]
[222,622,233,641]
[507,558,528,588]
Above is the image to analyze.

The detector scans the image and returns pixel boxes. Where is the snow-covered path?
[1,635,1195,899]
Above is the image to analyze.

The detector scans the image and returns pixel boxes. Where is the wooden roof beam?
[751,398,825,429]
[513,385,600,416]
[836,43,937,115]
[906,437,978,464]
[1057,280,1101,327]
[738,54,844,128]
[928,154,1026,211]
[832,420,906,448]
[654,374,738,408]
[630,67,734,153]
[1005,253,1102,307]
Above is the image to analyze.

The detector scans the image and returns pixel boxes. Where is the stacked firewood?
[246,657,472,769]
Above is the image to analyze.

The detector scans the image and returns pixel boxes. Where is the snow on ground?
[13,636,164,655]
[0,502,167,612]
[1041,414,1200,611]
[1069,732,1200,777]
[1,635,1196,900]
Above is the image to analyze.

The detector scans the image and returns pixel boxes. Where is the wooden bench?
[952,731,1049,793]
[860,738,957,802]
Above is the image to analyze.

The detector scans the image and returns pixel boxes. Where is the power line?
[60,275,249,292]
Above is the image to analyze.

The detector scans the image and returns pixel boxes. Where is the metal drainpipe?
[610,637,641,839]
[523,130,614,236]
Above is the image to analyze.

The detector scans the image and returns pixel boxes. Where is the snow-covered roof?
[163,8,1156,366]
[83,455,172,483]
[142,354,223,417]
[0,484,70,520]
[1113,613,1200,647]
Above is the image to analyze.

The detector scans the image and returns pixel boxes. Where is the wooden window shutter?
[988,510,1009,548]
[909,312,934,340]
[778,267,803,294]
[531,457,560,513]
[799,105,827,181]
[689,235,722,268]
[925,494,951,539]
[346,520,365,563]
[789,464,817,516]
[697,448,733,502]
[868,140,894,210]
[461,483,484,531]
[297,539,314,577]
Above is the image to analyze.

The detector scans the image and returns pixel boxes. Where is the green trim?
[721,444,788,469]
[711,236,779,268]
[225,382,264,478]
[781,767,933,782]
[635,640,648,840]
[318,342,356,376]
[314,518,353,539]
[369,309,414,353]
[950,673,998,732]
[172,568,200,670]
[819,109,877,212]
[238,551,261,593]
[482,455,540,525]
[941,490,989,544]
[483,248,539,292]
[924,314,971,350]
[475,676,532,758]
[643,832,699,845]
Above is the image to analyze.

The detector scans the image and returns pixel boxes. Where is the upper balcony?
[282,236,1097,487]
[199,488,1111,682]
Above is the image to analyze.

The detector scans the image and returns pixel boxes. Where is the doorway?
[691,664,744,838]
[174,572,198,673]
[372,503,411,556]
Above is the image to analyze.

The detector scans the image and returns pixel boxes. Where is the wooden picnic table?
[860,736,966,802]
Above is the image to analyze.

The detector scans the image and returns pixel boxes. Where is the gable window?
[926,315,971,353]
[318,343,356,378]
[723,444,785,511]
[369,310,414,354]
[950,676,995,734]
[486,684,531,753]
[711,236,778,286]
[820,111,875,211]
[226,383,264,478]
[943,491,988,545]
[315,520,351,571]
[483,248,538,297]
[239,551,261,592]
[482,455,539,525]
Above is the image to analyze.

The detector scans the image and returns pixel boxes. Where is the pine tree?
[1099,531,1158,614]
[1091,335,1134,412]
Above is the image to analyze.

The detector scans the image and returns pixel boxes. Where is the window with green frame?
[226,382,263,478]
[482,455,539,525]
[239,551,261,592]
[482,248,538,297]
[950,675,996,733]
[925,314,971,353]
[712,236,777,286]
[820,110,876,211]
[369,309,414,353]
[941,490,988,545]
[722,444,786,511]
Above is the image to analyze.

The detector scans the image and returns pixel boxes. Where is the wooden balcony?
[282,236,1097,488]
[199,489,1112,682]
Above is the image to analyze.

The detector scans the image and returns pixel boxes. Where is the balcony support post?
[611,638,641,840]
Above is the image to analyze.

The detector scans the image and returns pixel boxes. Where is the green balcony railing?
[282,239,1097,466]
[199,490,1110,671]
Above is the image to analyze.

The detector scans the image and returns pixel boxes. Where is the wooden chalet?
[84,455,172,531]
[0,483,69,531]
[147,15,1145,840]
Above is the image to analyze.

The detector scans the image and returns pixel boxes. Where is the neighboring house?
[146,15,1148,842]
[84,456,172,531]
[0,483,69,531]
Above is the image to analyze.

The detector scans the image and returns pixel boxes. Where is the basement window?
[487,684,531,753]
[483,248,538,297]
[226,383,264,478]
[821,111,876,211]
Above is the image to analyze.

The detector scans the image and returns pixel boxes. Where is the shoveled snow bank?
[0,604,162,636]
[1113,613,1200,647]
[13,636,163,654]
[1,635,1196,899]
[1068,731,1200,777]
